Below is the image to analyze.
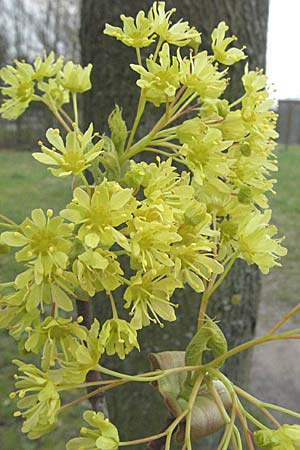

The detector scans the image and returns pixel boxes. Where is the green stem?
[197,252,238,329]
[235,385,300,420]
[209,252,239,297]
[184,371,204,450]
[0,281,15,289]
[59,107,74,125]
[216,425,231,450]
[72,93,78,126]
[0,213,17,225]
[153,37,163,62]
[165,411,188,450]
[151,135,177,145]
[0,222,16,229]
[97,365,167,382]
[242,408,268,430]
[95,363,203,384]
[47,101,72,133]
[155,126,178,138]
[119,431,167,447]
[144,147,184,164]
[107,291,118,319]
[136,48,142,66]
[168,92,198,120]
[233,426,243,450]
[229,94,246,110]
[209,328,300,369]
[154,142,181,150]
[80,172,91,194]
[262,403,300,420]
[59,379,127,413]
[267,302,300,335]
[125,95,146,152]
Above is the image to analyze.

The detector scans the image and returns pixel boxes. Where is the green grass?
[0,145,299,449]
[263,145,300,308]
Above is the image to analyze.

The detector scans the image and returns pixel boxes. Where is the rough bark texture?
[80,0,268,447]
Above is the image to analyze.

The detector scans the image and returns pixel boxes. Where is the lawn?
[0,145,299,449]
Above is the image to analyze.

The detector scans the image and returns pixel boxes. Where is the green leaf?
[185,318,227,367]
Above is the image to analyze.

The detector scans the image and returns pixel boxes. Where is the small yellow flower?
[104,11,155,48]
[211,22,246,65]
[131,43,181,106]
[33,124,103,177]
[59,61,92,93]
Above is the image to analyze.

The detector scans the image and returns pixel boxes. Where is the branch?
[144,414,175,450]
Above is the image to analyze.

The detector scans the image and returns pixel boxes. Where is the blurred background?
[0,0,299,449]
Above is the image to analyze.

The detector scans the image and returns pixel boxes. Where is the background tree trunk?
[80,0,268,447]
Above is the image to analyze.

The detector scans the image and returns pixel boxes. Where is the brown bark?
[80,0,269,447]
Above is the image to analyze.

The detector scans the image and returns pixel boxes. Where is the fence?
[1,99,300,151]
[277,100,300,148]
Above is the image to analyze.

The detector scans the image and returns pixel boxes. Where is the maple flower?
[131,43,181,106]
[254,425,300,450]
[128,217,180,271]
[24,316,88,370]
[236,210,287,274]
[171,243,223,292]
[66,410,119,450]
[33,124,103,177]
[104,11,155,48]
[148,1,200,46]
[99,318,140,359]
[179,51,227,98]
[32,51,64,81]
[0,61,35,119]
[12,360,60,439]
[177,120,232,191]
[124,270,181,329]
[73,248,124,296]
[38,78,69,109]
[1,209,73,284]
[59,61,92,93]
[61,181,137,250]
[211,22,246,65]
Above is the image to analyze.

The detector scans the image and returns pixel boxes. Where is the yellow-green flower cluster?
[66,410,119,450]
[254,425,300,450]
[0,2,289,446]
[104,1,200,49]
[24,316,88,370]
[0,52,92,119]
[12,360,61,439]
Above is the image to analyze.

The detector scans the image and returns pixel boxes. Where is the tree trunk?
[80,0,268,446]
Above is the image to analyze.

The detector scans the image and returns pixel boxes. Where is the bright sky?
[267,0,300,99]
